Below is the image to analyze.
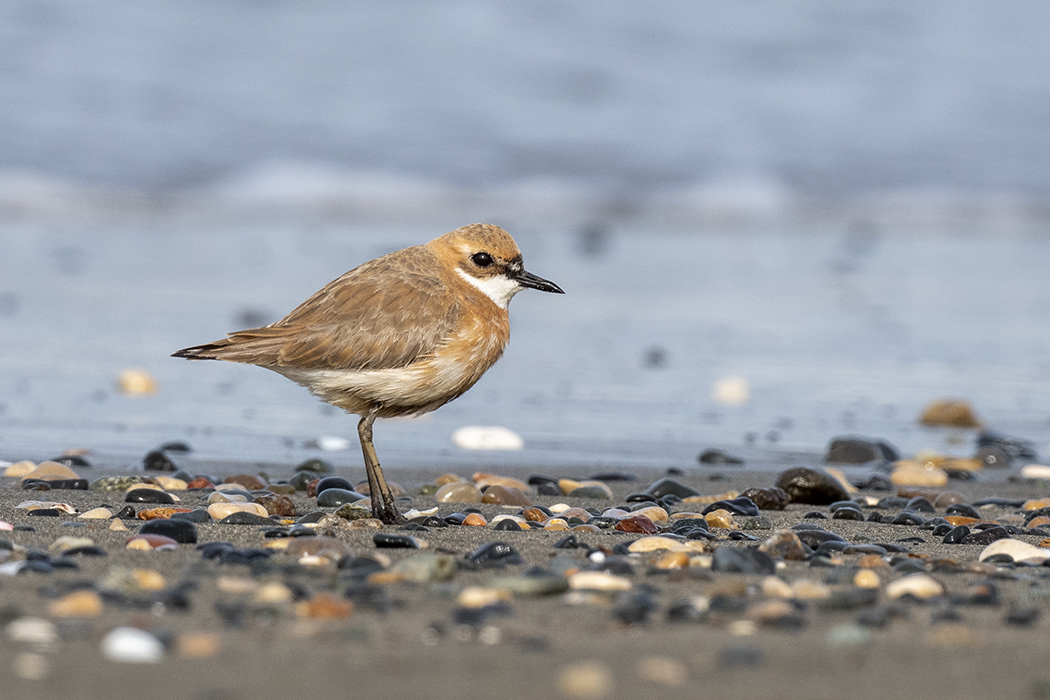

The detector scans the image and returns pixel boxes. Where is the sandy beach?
[2,456,1049,700]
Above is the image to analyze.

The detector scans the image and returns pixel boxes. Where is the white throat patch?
[456,268,521,309]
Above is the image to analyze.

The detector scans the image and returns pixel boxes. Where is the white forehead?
[455,268,521,309]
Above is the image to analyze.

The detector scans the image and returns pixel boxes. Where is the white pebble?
[712,376,750,406]
[6,618,57,646]
[978,538,1050,564]
[452,426,524,450]
[314,435,351,451]
[1021,464,1050,480]
[885,573,944,600]
[101,627,164,663]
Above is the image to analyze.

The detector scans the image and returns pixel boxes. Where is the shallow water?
[2,222,1049,470]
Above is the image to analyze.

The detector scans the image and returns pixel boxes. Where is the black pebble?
[831,506,864,520]
[314,476,354,495]
[373,533,422,549]
[125,488,175,504]
[905,497,936,513]
[698,449,744,465]
[942,525,971,544]
[170,509,212,523]
[143,449,179,471]
[890,511,924,526]
[960,526,1010,545]
[316,488,366,506]
[140,518,198,544]
[1005,607,1040,626]
[113,505,137,519]
[467,541,524,568]
[644,478,700,499]
[536,482,562,496]
[494,519,523,531]
[701,497,759,517]
[711,547,775,575]
[28,509,62,517]
[218,512,275,526]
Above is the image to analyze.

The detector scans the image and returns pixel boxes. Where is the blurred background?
[1,1,1049,470]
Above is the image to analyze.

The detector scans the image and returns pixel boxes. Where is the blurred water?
[0,1,1048,228]
[2,223,1050,469]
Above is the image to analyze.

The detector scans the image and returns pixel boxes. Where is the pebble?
[435,482,483,503]
[126,488,176,504]
[615,515,658,534]
[775,467,849,504]
[139,518,199,544]
[567,483,614,500]
[1021,464,1050,480]
[374,533,427,549]
[978,538,1050,564]
[891,461,949,487]
[207,502,268,520]
[48,590,103,617]
[919,399,982,427]
[558,661,613,699]
[824,436,899,463]
[388,553,456,582]
[711,547,776,575]
[758,531,807,560]
[481,485,533,506]
[627,536,687,553]
[491,572,569,596]
[20,461,80,482]
[7,617,58,646]
[886,573,945,600]
[101,627,164,663]
[739,487,790,510]
[644,477,700,499]
[316,488,367,507]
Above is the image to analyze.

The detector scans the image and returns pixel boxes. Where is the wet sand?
[2,460,1050,700]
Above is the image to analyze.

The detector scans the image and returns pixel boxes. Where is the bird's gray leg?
[358,407,405,525]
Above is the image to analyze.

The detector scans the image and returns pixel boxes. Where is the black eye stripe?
[471,252,493,267]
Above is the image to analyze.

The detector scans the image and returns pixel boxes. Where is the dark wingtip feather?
[171,345,220,360]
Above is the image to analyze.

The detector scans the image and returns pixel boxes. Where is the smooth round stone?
[77,508,113,520]
[219,512,275,525]
[288,471,319,491]
[824,436,899,464]
[296,458,333,475]
[891,463,949,487]
[316,488,366,507]
[704,510,735,529]
[20,461,80,482]
[314,476,354,495]
[208,491,248,504]
[101,627,164,663]
[491,572,569,596]
[623,536,679,553]
[389,553,456,582]
[961,526,1010,545]
[919,399,981,427]
[143,449,178,471]
[467,541,524,567]
[739,487,790,510]
[91,476,145,492]
[615,515,658,534]
[373,533,426,549]
[644,477,700,499]
[885,573,944,600]
[758,531,807,560]
[711,547,775,575]
[890,512,925,526]
[333,504,372,521]
[285,536,353,562]
[254,494,297,517]
[482,485,534,506]
[832,506,864,521]
[207,502,268,520]
[435,482,483,504]
[631,506,669,524]
[569,571,632,592]
[474,473,531,491]
[126,533,180,550]
[139,518,198,544]
[125,488,175,504]
[741,516,773,530]
[775,467,849,505]
[567,484,613,500]
[48,590,103,617]
[905,497,937,513]
[1021,464,1050,480]
[945,503,981,519]
[48,536,94,555]
[224,474,266,490]
[978,538,1050,564]
[702,497,759,517]
[171,509,212,523]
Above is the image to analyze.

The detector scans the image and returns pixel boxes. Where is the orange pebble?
[463,513,488,527]
[944,515,979,526]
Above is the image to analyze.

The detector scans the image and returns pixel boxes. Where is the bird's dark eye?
[471,252,493,267]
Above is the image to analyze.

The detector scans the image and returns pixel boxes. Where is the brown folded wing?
[174,247,459,371]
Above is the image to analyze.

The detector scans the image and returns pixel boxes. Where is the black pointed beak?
[514,269,564,294]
